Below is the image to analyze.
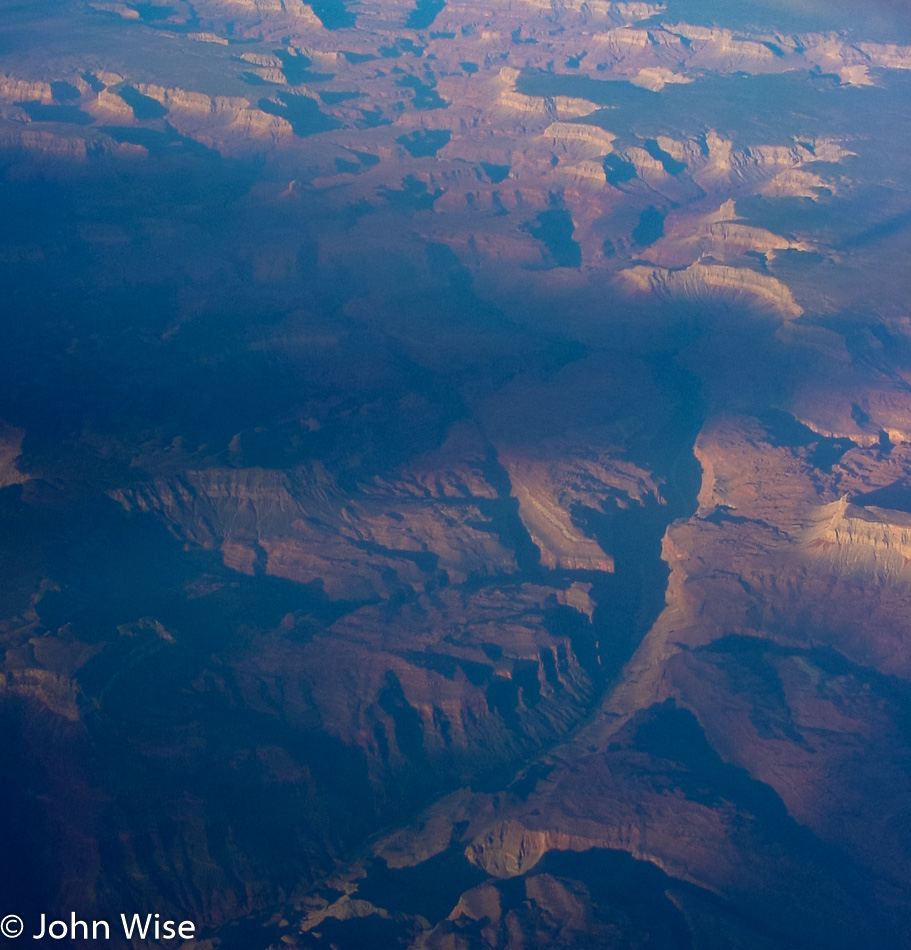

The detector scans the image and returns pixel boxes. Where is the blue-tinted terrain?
[1,0,910,947]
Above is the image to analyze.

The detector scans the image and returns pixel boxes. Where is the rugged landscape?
[1,0,911,947]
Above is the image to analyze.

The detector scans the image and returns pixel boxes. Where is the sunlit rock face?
[1,0,911,946]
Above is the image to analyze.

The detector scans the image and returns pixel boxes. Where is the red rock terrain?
[1,0,911,947]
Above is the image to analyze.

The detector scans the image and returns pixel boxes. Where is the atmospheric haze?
[1,0,910,948]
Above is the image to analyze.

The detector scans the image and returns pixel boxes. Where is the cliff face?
[618,262,804,319]
[0,0,887,317]
[2,0,911,945]
[804,497,911,582]
[646,200,813,269]
[499,457,615,572]
[255,582,601,783]
[0,422,27,490]
[0,363,671,931]
[342,413,911,950]
[112,465,518,597]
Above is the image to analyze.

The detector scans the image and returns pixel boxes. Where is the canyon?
[1,0,911,947]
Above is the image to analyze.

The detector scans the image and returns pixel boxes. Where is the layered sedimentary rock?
[305,414,911,948]
[0,422,27,490]
[0,0,890,318]
[112,465,517,597]
[804,496,911,582]
[2,0,911,946]
[499,457,614,572]
[618,262,804,318]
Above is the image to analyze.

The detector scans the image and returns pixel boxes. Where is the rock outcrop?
[3,0,911,945]
[618,261,804,318]
[0,422,27,490]
[500,457,614,572]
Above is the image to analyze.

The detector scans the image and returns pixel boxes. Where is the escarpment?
[618,262,804,318]
[3,0,911,945]
[804,497,911,582]
[111,466,518,596]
